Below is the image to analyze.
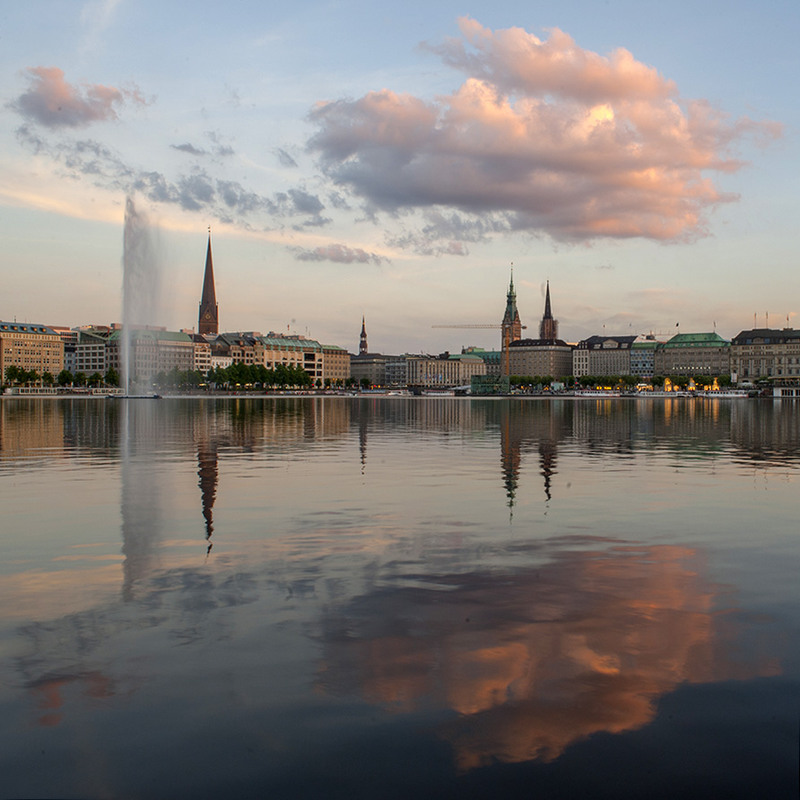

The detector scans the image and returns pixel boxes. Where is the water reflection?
[1,397,798,797]
[316,541,778,770]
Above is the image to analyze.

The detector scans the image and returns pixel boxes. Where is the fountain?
[121,197,163,396]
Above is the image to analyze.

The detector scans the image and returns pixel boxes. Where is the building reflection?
[316,542,779,770]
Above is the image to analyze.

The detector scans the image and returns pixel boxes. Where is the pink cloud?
[308,19,782,245]
[12,66,144,128]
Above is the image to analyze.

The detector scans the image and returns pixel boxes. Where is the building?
[198,231,219,336]
[64,329,107,376]
[385,356,409,388]
[501,270,523,357]
[539,281,558,341]
[189,332,213,375]
[349,317,387,386]
[214,332,265,366]
[630,338,661,379]
[730,328,800,382]
[573,335,637,378]
[507,283,572,380]
[359,316,368,356]
[0,321,64,379]
[349,354,387,387]
[653,332,730,378]
[509,339,573,380]
[106,328,194,382]
[321,343,350,385]
[407,352,486,388]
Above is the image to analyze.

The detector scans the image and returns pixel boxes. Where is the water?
[0,397,797,799]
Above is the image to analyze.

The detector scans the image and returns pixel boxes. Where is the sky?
[1,0,797,354]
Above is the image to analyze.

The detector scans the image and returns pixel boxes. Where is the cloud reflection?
[316,542,779,770]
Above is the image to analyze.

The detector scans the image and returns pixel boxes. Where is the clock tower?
[198,230,219,336]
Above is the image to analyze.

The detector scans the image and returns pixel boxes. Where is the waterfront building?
[573,335,637,378]
[653,332,730,378]
[539,281,558,341]
[189,333,213,375]
[64,329,107,376]
[350,354,387,387]
[214,332,265,366]
[407,352,486,388]
[501,271,523,349]
[729,328,800,383]
[359,316,368,356]
[508,339,573,380]
[463,346,502,377]
[198,232,219,336]
[508,282,572,380]
[630,336,668,379]
[106,327,193,381]
[385,356,409,388]
[0,321,64,378]
[321,343,350,385]
[259,333,324,384]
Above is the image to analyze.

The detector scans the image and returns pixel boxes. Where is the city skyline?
[1,1,797,354]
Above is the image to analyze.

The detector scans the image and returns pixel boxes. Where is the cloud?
[293,243,389,265]
[307,17,782,246]
[275,148,299,168]
[11,66,145,128]
[171,143,207,156]
[14,125,328,229]
[171,132,235,158]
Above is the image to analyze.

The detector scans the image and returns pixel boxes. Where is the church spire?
[198,229,218,336]
[501,267,522,348]
[539,280,558,341]
[359,315,368,356]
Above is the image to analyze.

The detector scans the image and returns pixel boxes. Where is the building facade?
[64,329,107,376]
[508,339,573,380]
[573,335,637,378]
[407,353,486,387]
[653,332,730,377]
[0,321,64,379]
[106,328,194,382]
[730,328,800,382]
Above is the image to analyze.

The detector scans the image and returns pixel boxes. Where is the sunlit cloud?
[11,66,146,129]
[307,17,782,247]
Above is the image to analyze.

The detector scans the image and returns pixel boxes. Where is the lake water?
[0,396,798,799]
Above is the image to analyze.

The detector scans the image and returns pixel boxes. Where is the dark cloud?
[171,143,207,156]
[307,18,782,247]
[275,148,299,168]
[11,66,146,128]
[293,243,389,265]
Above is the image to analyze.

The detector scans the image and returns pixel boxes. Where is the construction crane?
[431,323,527,376]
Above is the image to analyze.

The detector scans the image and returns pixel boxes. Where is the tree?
[651,375,665,389]
[41,371,54,387]
[4,365,20,385]
[104,367,120,387]
[360,377,370,390]
[74,371,87,387]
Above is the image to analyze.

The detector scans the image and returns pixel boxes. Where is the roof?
[731,328,800,345]
[108,328,192,343]
[510,338,571,348]
[663,332,729,348]
[0,321,58,335]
